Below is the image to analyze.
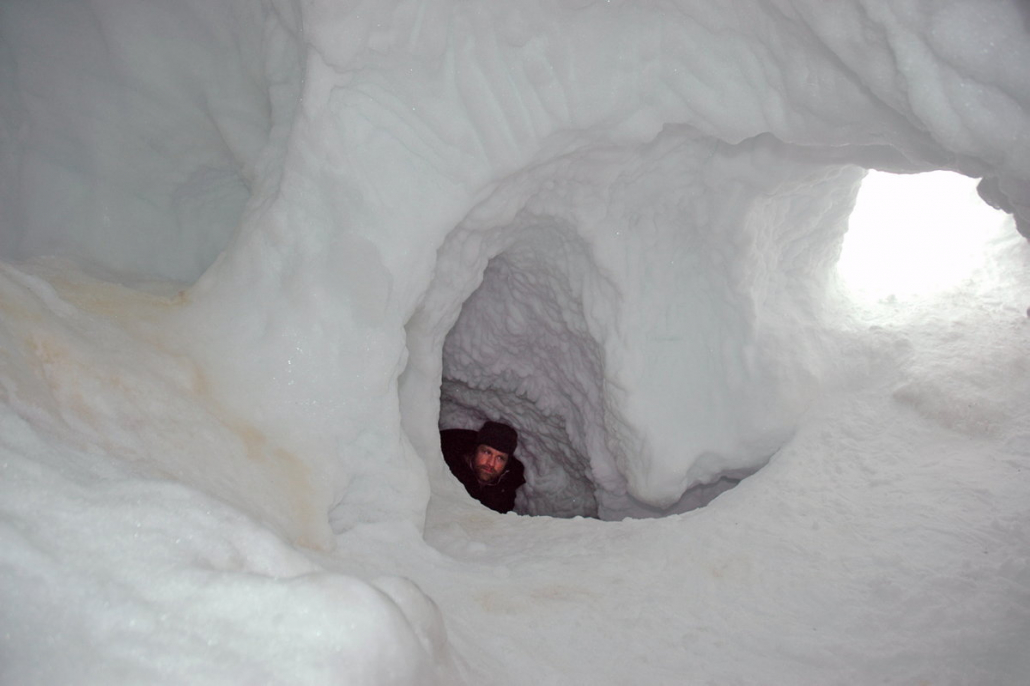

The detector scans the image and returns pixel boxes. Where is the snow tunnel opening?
[430,210,762,521]
[837,170,1014,306]
[436,221,604,519]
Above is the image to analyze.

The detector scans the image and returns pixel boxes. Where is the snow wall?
[1,4,1029,679]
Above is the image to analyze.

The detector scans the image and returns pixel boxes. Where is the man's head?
[471,421,518,484]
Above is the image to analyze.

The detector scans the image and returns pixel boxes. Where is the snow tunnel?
[4,0,1030,682]
[436,218,605,518]
[402,129,873,521]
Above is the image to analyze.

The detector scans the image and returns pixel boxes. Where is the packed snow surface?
[1,0,1029,684]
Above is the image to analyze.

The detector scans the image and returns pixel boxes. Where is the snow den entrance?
[421,133,876,521]
[432,213,760,520]
[438,222,604,518]
[837,171,1012,303]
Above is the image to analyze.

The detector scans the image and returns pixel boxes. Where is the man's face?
[472,444,509,484]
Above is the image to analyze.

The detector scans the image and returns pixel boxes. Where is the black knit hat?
[476,421,518,455]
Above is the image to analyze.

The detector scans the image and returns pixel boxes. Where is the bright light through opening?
[837,170,1011,301]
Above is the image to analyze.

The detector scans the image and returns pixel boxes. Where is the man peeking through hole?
[441,421,525,513]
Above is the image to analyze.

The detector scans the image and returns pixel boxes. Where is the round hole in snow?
[837,171,1012,303]
[435,220,757,520]
[438,224,602,518]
